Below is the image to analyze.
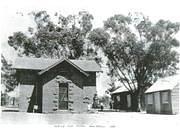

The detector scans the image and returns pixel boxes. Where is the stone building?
[13,57,101,113]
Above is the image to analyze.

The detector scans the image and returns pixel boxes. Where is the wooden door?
[154,92,161,113]
[59,83,68,110]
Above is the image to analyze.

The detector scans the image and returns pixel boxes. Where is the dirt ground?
[0,112,180,128]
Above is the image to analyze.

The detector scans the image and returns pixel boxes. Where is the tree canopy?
[89,13,180,111]
[8,11,99,61]
[1,54,17,91]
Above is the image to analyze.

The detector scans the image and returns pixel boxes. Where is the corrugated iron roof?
[13,57,102,72]
[111,83,137,94]
[145,75,180,93]
[111,86,129,94]
[71,60,102,72]
[38,58,89,76]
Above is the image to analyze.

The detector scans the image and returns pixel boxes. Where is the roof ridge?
[38,58,89,76]
[13,57,102,72]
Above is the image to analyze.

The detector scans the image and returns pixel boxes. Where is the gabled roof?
[38,58,89,76]
[13,57,102,72]
[111,86,129,94]
[70,60,102,72]
[111,85,137,94]
[145,75,180,93]
[13,57,58,70]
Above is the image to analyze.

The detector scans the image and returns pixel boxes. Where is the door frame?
[58,83,68,110]
[154,92,161,113]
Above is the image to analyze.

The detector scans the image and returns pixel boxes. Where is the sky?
[1,0,180,60]
[0,0,180,95]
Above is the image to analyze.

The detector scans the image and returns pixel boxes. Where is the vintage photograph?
[0,0,180,128]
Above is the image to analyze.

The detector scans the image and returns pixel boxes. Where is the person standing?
[100,102,104,111]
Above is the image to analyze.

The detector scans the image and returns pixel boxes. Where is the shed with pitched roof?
[145,75,179,114]
[111,86,133,111]
[13,57,101,113]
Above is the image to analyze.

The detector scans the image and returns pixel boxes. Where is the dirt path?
[0,112,180,128]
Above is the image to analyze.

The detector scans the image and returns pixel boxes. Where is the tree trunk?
[137,91,142,112]
[131,88,145,112]
[131,92,138,111]
[137,87,146,112]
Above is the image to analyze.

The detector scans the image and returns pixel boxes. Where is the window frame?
[59,83,68,110]
[161,91,169,104]
[147,94,153,104]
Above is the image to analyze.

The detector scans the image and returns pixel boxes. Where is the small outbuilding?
[111,86,132,111]
[145,75,179,114]
[13,57,101,113]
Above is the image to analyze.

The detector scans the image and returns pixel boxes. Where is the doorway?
[59,83,68,110]
[154,92,161,113]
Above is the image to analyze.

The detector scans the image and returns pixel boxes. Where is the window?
[162,91,169,104]
[147,94,153,104]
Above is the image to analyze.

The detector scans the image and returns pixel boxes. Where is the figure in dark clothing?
[109,99,113,109]
[92,93,99,108]
[116,95,121,111]
[100,102,104,111]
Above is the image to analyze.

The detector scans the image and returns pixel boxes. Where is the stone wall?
[17,61,97,113]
